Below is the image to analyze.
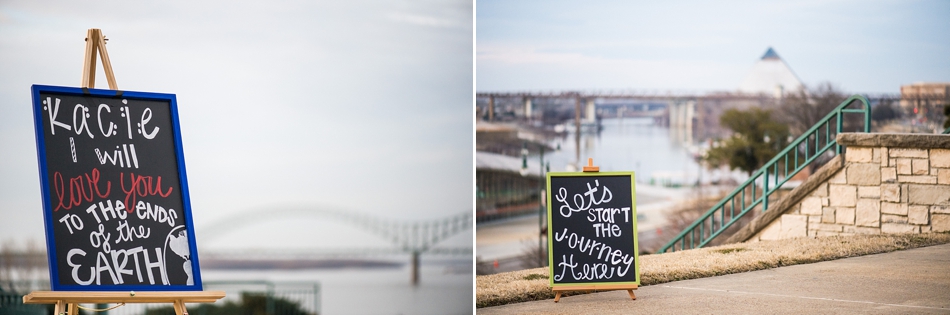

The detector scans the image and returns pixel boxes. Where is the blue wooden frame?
[31,84,202,291]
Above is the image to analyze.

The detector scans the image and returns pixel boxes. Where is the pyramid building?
[737,47,803,96]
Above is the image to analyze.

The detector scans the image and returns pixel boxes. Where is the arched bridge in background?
[197,206,472,285]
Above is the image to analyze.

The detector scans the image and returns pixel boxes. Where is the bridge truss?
[197,206,472,284]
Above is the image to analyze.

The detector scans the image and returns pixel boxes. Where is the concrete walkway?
[478,243,950,314]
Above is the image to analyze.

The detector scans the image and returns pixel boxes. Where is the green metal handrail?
[657,95,871,253]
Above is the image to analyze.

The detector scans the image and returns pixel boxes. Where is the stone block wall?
[748,134,950,242]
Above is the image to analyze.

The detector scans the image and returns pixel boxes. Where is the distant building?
[900,82,950,108]
[737,47,803,97]
[475,151,543,222]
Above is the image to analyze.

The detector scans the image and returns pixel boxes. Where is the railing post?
[763,170,769,212]
[836,111,843,154]
[699,220,704,245]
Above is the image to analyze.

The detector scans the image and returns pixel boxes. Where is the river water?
[546,117,702,183]
[202,260,472,315]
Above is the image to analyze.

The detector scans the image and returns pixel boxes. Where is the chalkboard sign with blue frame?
[31,85,202,291]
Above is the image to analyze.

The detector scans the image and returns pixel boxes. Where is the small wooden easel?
[553,284,638,303]
[553,158,638,303]
[22,291,225,315]
[81,28,118,90]
[22,29,225,315]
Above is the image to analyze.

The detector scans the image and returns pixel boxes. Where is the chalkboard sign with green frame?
[546,171,639,288]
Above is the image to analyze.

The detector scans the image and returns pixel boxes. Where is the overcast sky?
[477,0,950,93]
[0,0,473,250]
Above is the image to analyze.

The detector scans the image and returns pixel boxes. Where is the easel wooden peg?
[81,28,118,90]
[582,158,599,172]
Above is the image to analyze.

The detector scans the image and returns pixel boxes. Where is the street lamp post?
[522,142,548,268]
[538,146,545,268]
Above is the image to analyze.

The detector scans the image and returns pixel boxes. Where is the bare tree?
[779,82,848,136]
[518,238,547,269]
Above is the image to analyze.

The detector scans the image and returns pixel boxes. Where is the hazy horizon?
[477,0,950,94]
[0,0,474,251]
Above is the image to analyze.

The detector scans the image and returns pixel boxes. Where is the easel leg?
[554,292,562,303]
[67,303,78,315]
[627,289,636,300]
[174,300,189,315]
[54,300,65,315]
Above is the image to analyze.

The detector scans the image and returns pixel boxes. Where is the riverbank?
[476,232,950,308]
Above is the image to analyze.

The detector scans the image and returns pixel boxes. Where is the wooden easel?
[22,29,225,315]
[553,284,638,303]
[22,291,226,315]
[553,158,638,303]
[81,28,118,90]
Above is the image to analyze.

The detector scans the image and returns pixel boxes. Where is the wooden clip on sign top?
[582,158,600,172]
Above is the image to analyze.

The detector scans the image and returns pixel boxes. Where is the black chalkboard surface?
[31,85,201,291]
[546,172,639,287]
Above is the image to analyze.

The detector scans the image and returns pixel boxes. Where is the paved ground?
[478,243,950,314]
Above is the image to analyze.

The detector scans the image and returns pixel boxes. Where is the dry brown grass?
[476,232,950,308]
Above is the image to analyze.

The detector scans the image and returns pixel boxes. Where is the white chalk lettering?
[64,246,169,286]
[556,180,616,218]
[98,200,119,222]
[97,104,116,137]
[556,187,588,218]
[127,246,145,282]
[95,251,118,285]
[58,213,84,234]
[109,248,133,284]
[135,201,176,227]
[142,247,167,285]
[94,144,140,169]
[139,108,159,139]
[116,200,127,219]
[592,223,622,237]
[121,104,133,140]
[586,207,631,224]
[88,223,112,253]
[584,180,612,206]
[554,254,577,281]
[72,103,94,139]
[114,220,151,244]
[43,97,71,135]
[552,226,635,281]
[67,248,95,285]
[43,97,161,141]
